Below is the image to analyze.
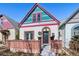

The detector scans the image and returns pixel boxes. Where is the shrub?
[69,35,79,51]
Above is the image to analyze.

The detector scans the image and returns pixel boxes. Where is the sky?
[0,3,79,23]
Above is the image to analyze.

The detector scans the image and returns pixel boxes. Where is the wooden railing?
[51,40,62,54]
[6,40,41,54]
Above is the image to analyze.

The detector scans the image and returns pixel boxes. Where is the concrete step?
[40,45,55,56]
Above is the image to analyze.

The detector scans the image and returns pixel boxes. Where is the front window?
[24,31,34,40]
[37,13,41,22]
[72,26,79,36]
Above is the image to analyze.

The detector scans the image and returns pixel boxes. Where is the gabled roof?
[20,3,60,26]
[59,8,79,29]
[0,14,19,30]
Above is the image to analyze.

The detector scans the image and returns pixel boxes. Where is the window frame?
[32,14,36,22]
[32,12,41,23]
[37,13,41,22]
[24,31,34,40]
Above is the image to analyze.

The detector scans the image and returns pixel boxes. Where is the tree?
[69,35,79,52]
[1,30,10,44]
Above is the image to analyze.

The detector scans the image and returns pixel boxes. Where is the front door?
[43,31,49,44]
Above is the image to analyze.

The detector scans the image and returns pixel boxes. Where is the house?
[0,14,19,44]
[0,25,2,43]
[59,8,79,48]
[5,3,61,54]
[19,3,60,48]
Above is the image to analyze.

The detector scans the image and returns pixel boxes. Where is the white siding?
[59,29,65,47]
[73,12,79,18]
[20,25,59,40]
[22,21,57,26]
[68,12,79,23]
[0,32,2,41]
[8,29,16,40]
[65,23,79,48]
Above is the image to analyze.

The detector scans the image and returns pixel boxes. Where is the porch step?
[41,44,48,50]
[40,45,55,56]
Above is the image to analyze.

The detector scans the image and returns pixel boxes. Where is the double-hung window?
[37,13,41,22]
[32,13,41,22]
[24,31,34,40]
[33,14,36,22]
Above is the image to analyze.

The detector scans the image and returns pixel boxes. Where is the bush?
[58,50,67,56]
[69,35,79,51]
[0,41,2,44]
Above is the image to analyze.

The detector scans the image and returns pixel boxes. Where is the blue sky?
[0,3,79,23]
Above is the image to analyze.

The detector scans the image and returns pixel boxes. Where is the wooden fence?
[6,39,62,54]
[6,40,41,54]
[51,40,62,54]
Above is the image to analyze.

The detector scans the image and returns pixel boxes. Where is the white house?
[19,3,60,47]
[59,8,79,48]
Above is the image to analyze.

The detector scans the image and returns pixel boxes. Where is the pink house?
[0,14,19,44]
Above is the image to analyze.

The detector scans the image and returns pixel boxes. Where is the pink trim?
[21,23,59,28]
[19,3,60,26]
[36,13,38,22]
[32,12,41,23]
[37,4,60,24]
[36,12,41,22]
[32,13,36,22]
[23,20,56,24]
[42,27,51,45]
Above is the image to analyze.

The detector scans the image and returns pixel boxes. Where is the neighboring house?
[0,14,19,44]
[0,25,2,42]
[59,8,79,48]
[19,3,60,47]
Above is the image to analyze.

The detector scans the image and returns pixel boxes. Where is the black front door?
[43,31,49,44]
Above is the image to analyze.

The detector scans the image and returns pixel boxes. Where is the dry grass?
[0,49,39,56]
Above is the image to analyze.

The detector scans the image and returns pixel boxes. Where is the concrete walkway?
[40,45,56,56]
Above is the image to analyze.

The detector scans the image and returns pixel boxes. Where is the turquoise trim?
[24,6,52,24]
[42,16,51,20]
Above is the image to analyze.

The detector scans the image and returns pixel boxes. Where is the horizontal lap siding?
[20,25,59,40]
